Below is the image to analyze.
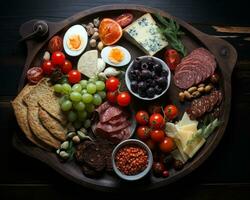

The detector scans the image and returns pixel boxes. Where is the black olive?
[161,70,169,78]
[129,70,137,80]
[130,81,138,92]
[141,62,148,70]
[141,69,152,79]
[146,87,155,98]
[156,77,167,87]
[138,81,147,91]
[155,85,163,94]
[153,63,162,74]
[138,89,147,97]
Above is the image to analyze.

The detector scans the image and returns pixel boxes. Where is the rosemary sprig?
[154,14,187,56]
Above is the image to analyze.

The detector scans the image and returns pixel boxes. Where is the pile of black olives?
[128,57,169,98]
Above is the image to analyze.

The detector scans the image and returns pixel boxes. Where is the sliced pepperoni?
[216,90,223,106]
[174,70,196,89]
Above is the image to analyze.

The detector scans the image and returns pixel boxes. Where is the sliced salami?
[174,70,196,89]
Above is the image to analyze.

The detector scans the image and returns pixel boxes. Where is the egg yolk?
[67,34,83,51]
[108,48,125,64]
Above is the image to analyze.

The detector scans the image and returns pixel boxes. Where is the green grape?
[74,101,85,111]
[81,89,87,95]
[86,104,95,113]
[72,84,82,92]
[84,119,91,129]
[59,95,69,105]
[53,84,63,93]
[62,83,71,94]
[97,91,106,99]
[80,80,88,89]
[88,77,97,83]
[78,111,87,121]
[73,120,82,129]
[82,93,93,104]
[95,81,105,91]
[61,100,72,111]
[67,110,77,122]
[70,92,82,102]
[93,94,102,106]
[86,83,97,94]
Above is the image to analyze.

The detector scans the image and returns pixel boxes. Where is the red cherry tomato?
[48,36,63,53]
[152,162,165,177]
[117,91,131,107]
[164,105,179,120]
[51,51,65,66]
[164,49,181,71]
[61,60,72,74]
[162,170,169,177]
[149,113,165,129]
[115,13,133,28]
[68,70,81,84]
[105,77,120,92]
[107,91,118,103]
[26,67,43,84]
[41,60,55,75]
[150,129,165,142]
[136,126,150,141]
[135,110,149,125]
[159,137,175,153]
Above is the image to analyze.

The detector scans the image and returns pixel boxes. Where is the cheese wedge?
[183,137,206,158]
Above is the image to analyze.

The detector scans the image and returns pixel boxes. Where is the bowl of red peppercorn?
[112,139,153,181]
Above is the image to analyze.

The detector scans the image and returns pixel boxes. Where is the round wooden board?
[13,5,237,191]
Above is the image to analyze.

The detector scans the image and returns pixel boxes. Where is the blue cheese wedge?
[124,13,168,56]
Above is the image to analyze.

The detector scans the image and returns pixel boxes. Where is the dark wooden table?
[1,0,250,199]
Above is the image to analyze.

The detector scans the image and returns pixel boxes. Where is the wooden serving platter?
[13,4,237,191]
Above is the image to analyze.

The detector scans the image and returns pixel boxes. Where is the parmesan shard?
[77,50,98,78]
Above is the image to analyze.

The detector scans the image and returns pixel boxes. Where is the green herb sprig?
[155,14,187,56]
[187,118,221,145]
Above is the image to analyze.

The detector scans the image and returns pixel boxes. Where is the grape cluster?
[53,77,106,129]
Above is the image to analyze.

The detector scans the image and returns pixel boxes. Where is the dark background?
[1,0,250,199]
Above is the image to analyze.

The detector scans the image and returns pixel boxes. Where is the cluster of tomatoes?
[42,51,81,84]
[135,104,179,177]
[105,77,131,107]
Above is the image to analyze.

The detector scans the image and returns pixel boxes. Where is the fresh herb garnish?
[154,14,187,56]
[187,117,221,145]
[66,140,75,161]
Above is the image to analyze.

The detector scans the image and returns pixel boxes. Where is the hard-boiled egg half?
[101,46,131,67]
[63,25,88,56]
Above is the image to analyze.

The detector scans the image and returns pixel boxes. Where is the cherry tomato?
[48,36,63,53]
[105,77,120,92]
[146,139,156,150]
[152,162,165,177]
[135,110,149,125]
[115,13,133,28]
[26,67,43,84]
[136,126,150,141]
[150,129,165,142]
[164,105,179,120]
[61,60,72,74]
[117,91,131,107]
[162,170,169,177]
[51,51,65,66]
[107,91,118,103]
[68,70,81,84]
[149,113,164,129]
[41,60,55,75]
[164,49,181,71]
[159,137,175,153]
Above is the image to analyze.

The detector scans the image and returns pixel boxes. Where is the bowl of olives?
[125,56,171,100]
